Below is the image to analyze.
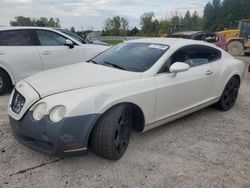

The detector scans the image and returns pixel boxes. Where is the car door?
[35,29,85,70]
[0,29,43,82]
[155,45,221,122]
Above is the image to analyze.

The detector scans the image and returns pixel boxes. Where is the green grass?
[102,40,123,45]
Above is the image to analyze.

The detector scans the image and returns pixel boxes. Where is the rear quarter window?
[184,45,222,62]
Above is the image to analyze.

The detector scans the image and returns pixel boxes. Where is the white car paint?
[9,38,245,132]
[0,27,109,85]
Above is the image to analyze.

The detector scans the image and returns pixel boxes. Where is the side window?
[0,30,34,46]
[159,45,221,73]
[36,30,66,46]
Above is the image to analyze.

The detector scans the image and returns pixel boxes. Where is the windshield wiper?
[103,61,126,70]
[87,60,98,64]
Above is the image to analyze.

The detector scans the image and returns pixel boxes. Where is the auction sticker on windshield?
[149,44,169,50]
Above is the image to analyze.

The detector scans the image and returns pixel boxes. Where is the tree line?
[10,16,60,27]
[103,0,250,36]
[203,0,250,31]
[9,0,250,36]
[102,11,203,36]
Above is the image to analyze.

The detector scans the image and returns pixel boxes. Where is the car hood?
[24,63,142,98]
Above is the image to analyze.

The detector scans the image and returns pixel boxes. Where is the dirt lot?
[0,57,250,188]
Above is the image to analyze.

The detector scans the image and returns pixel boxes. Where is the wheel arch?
[0,65,15,85]
[214,55,245,100]
[219,73,241,98]
[121,102,145,132]
[232,74,241,84]
[98,102,145,132]
[214,74,241,111]
[87,102,145,147]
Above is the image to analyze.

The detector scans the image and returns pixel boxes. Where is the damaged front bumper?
[9,111,100,156]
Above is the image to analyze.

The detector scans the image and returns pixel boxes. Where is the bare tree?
[103,16,129,35]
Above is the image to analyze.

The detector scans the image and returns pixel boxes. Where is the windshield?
[91,42,169,72]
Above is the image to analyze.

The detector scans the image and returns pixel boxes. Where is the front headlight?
[33,103,47,121]
[49,105,67,123]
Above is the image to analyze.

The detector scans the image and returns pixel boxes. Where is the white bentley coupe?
[8,38,245,160]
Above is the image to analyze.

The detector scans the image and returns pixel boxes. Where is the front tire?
[214,77,240,111]
[90,104,133,160]
[0,69,11,95]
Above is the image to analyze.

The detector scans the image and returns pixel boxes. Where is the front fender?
[43,77,157,127]
[93,78,156,126]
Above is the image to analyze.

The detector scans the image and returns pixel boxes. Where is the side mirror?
[169,62,190,73]
[65,39,74,49]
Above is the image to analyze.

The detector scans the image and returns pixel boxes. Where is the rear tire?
[90,104,133,160]
[214,77,240,111]
[228,41,244,56]
[0,69,11,95]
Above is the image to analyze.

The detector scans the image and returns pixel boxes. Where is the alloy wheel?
[114,110,131,154]
[222,78,240,110]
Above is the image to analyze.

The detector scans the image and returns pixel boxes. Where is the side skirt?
[143,97,220,132]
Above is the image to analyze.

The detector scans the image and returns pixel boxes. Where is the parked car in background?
[87,38,110,46]
[56,29,109,46]
[0,27,110,95]
[168,31,228,51]
[9,38,245,160]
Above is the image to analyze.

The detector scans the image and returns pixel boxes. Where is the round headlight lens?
[33,103,47,121]
[49,106,66,123]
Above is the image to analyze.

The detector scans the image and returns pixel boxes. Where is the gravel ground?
[0,57,250,188]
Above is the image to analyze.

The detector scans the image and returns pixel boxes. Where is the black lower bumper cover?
[9,111,100,156]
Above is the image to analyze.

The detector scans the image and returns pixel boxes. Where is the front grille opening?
[17,134,34,141]
[11,90,26,115]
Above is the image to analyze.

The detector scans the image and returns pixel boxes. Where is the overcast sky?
[0,0,210,30]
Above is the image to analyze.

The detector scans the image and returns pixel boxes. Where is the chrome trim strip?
[64,147,87,153]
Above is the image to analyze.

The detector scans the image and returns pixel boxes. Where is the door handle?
[206,70,214,75]
[0,51,5,55]
[42,51,51,55]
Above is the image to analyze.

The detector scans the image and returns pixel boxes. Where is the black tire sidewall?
[90,104,133,160]
[111,105,133,159]
[0,70,11,94]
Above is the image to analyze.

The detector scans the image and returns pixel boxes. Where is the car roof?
[171,31,201,36]
[240,19,250,22]
[171,31,218,36]
[126,37,218,49]
[0,26,57,31]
